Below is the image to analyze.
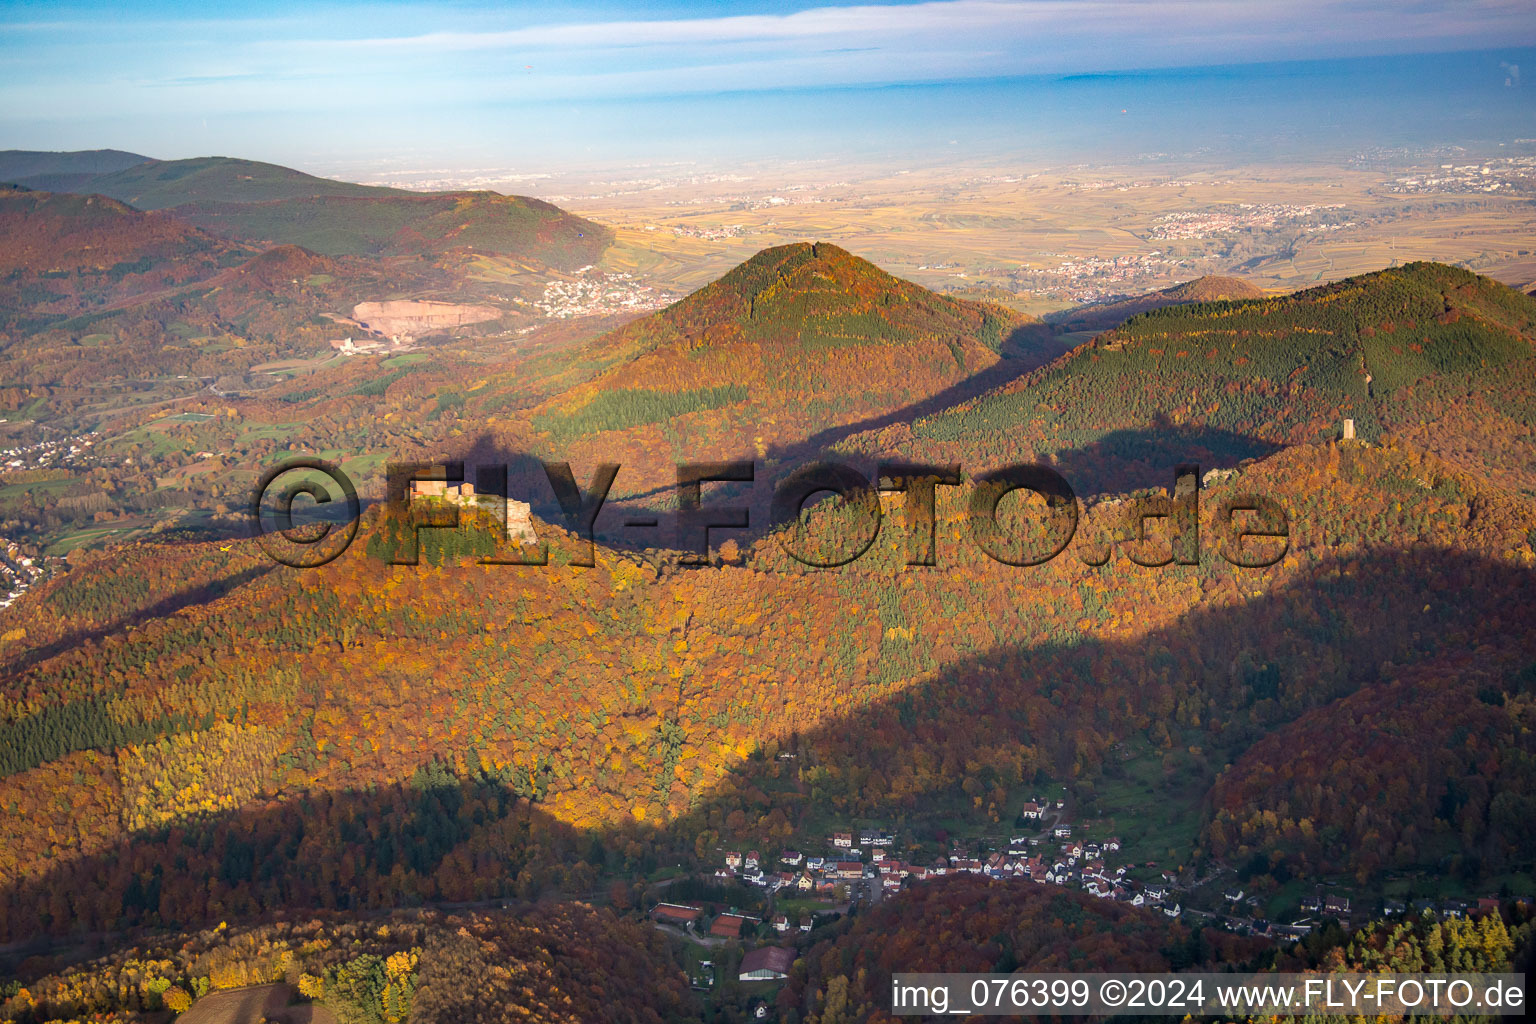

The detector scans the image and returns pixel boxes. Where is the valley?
[1,144,1534,1024]
[491,150,1536,306]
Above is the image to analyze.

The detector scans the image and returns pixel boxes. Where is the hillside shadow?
[0,562,274,681]
[398,329,1070,555]
[1044,297,1172,334]
[2,543,1532,945]
[763,323,1072,468]
[419,415,1284,563]
[387,323,1291,557]
[1050,422,1286,496]
[998,321,1067,360]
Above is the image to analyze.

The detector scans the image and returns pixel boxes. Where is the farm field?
[169,983,341,1024]
[539,158,1536,302]
[176,984,290,1024]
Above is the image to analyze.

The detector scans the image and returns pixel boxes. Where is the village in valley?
[648,791,1191,978]
[645,777,1523,1006]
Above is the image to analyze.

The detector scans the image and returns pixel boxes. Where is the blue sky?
[2,1,1533,171]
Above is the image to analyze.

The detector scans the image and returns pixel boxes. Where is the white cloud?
[308,0,1536,61]
[215,0,1536,107]
[4,0,1534,120]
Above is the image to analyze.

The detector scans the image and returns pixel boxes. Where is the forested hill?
[0,154,613,263]
[783,876,1531,1024]
[846,262,1536,495]
[170,189,612,263]
[572,241,1031,370]
[69,156,612,264]
[0,188,435,387]
[73,156,405,209]
[0,189,239,277]
[0,437,1532,942]
[0,148,151,193]
[503,241,1055,492]
[0,157,614,411]
[0,189,249,320]
[1049,274,1266,332]
[3,876,1529,1023]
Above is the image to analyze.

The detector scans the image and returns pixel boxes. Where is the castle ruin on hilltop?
[409,478,537,543]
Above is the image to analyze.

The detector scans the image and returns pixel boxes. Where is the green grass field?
[0,477,74,505]
[769,896,838,920]
[1079,738,1210,873]
[46,522,143,555]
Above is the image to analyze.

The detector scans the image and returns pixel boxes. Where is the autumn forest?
[2,142,1536,1024]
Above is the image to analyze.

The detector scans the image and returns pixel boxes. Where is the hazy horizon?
[3,0,1534,177]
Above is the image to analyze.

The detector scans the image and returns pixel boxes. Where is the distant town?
[1149,203,1352,241]
[1014,251,1186,301]
[532,268,678,319]
[1382,155,1536,196]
